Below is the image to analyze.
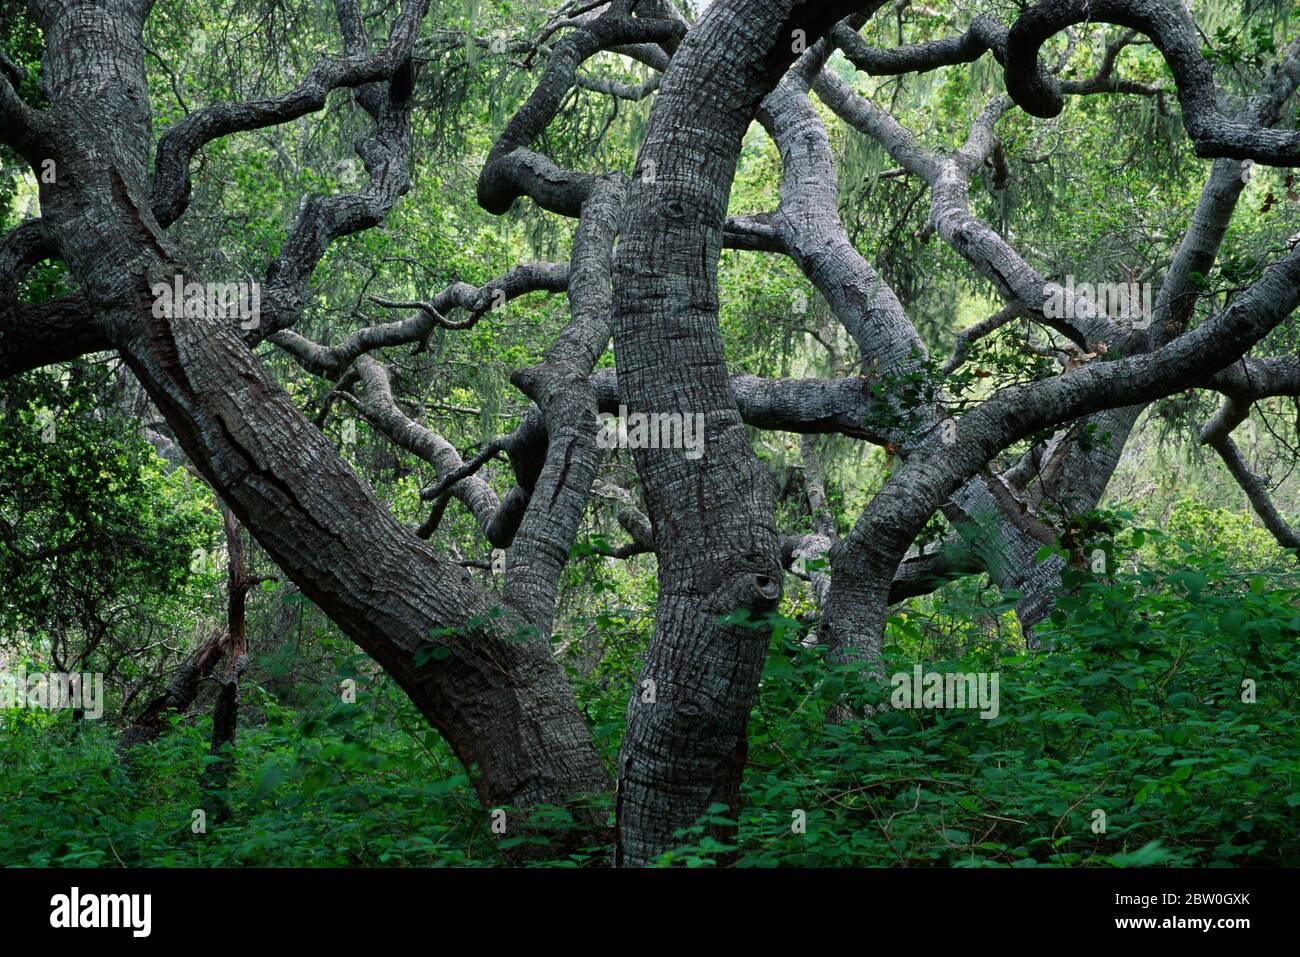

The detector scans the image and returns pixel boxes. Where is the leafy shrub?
[1,528,1295,867]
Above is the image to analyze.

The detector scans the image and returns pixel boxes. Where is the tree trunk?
[610,0,864,866]
[32,0,609,859]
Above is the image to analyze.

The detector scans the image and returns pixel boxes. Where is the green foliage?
[3,528,1295,867]
[4,0,1299,870]
[665,533,1300,867]
[0,363,216,656]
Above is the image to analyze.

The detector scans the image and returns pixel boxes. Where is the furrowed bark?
[766,53,1079,643]
[815,21,1300,634]
[119,628,228,752]
[1005,0,1300,164]
[610,0,867,867]
[980,34,1300,626]
[820,243,1300,663]
[505,174,627,635]
[33,0,608,861]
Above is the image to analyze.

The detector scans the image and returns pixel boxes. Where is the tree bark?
[610,0,867,866]
[30,0,609,859]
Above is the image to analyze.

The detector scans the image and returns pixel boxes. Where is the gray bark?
[609,0,866,866]
[17,0,609,859]
[6,0,1300,869]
